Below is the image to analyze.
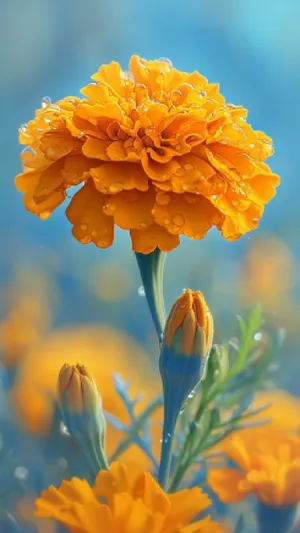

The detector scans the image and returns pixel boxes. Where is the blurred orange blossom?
[208,427,300,506]
[16,56,279,253]
[11,325,162,466]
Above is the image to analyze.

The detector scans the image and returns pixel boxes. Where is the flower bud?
[158,290,214,487]
[164,289,213,357]
[58,364,108,476]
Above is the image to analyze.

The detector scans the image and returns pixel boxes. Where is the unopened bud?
[165,289,213,357]
[58,364,108,476]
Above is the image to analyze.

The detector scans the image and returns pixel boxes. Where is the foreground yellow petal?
[35,462,222,533]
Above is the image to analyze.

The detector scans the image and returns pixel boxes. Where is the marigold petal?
[39,131,82,161]
[82,138,111,160]
[247,172,280,204]
[66,180,114,247]
[221,203,263,240]
[25,190,65,218]
[130,224,180,253]
[91,62,124,96]
[153,192,221,238]
[180,516,224,533]
[104,188,155,230]
[141,151,181,181]
[91,162,148,194]
[61,154,97,186]
[167,488,211,531]
[94,462,143,504]
[207,468,247,504]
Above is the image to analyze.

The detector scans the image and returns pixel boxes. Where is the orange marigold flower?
[207,428,300,506]
[35,461,222,533]
[16,56,279,253]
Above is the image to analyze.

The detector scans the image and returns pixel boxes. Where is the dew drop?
[252,218,259,224]
[175,167,184,176]
[184,164,194,171]
[211,194,217,199]
[109,183,123,193]
[106,203,116,212]
[41,96,52,108]
[14,466,29,481]
[158,57,173,68]
[254,332,263,341]
[156,193,170,206]
[19,123,28,133]
[80,236,92,244]
[138,285,146,297]
[152,98,161,104]
[60,422,70,436]
[80,224,87,231]
[38,211,51,220]
[200,90,207,97]
[173,214,185,227]
[57,457,68,468]
[21,146,35,155]
[185,194,200,204]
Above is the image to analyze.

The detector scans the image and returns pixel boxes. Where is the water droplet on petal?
[138,285,145,297]
[38,211,51,220]
[252,218,259,224]
[156,193,170,206]
[200,90,207,97]
[80,224,87,231]
[80,235,92,244]
[20,124,28,133]
[173,214,185,227]
[158,57,173,68]
[184,164,194,171]
[109,183,123,193]
[211,194,217,200]
[140,222,147,228]
[105,203,116,213]
[175,167,184,176]
[21,146,36,155]
[41,96,52,108]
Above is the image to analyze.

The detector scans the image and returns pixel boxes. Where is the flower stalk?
[135,249,166,338]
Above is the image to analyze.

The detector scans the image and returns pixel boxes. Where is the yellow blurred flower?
[208,428,300,506]
[16,56,279,253]
[0,270,52,366]
[11,325,162,465]
[240,236,300,328]
[249,389,300,432]
[35,461,222,533]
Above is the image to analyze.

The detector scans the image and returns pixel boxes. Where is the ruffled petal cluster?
[35,462,222,533]
[16,56,279,253]
[208,428,300,506]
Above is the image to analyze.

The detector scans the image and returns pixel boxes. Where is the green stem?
[158,419,176,490]
[135,249,166,338]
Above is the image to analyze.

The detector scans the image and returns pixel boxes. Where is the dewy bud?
[164,289,213,357]
[58,364,108,476]
[158,289,214,487]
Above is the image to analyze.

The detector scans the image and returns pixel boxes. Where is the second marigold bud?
[58,363,108,475]
[164,289,214,357]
